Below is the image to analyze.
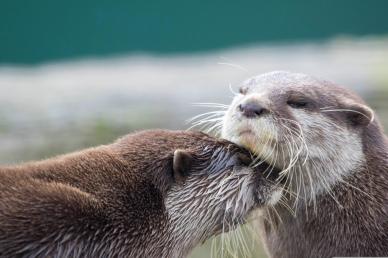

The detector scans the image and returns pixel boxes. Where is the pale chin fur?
[222,97,365,205]
[222,97,279,166]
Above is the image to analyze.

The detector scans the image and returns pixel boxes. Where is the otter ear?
[345,103,374,127]
[173,149,193,183]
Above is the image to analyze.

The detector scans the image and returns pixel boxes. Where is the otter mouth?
[239,129,255,136]
[236,129,283,182]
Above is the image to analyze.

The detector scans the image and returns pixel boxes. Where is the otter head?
[163,131,281,257]
[222,71,379,206]
[118,130,280,257]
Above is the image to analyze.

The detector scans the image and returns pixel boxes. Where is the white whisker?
[217,57,249,72]
[321,108,374,123]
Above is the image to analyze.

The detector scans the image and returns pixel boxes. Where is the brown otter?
[0,129,280,258]
[220,71,388,257]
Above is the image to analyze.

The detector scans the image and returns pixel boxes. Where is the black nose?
[238,102,268,118]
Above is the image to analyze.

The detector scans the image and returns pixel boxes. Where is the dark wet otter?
[222,71,388,257]
[0,130,279,258]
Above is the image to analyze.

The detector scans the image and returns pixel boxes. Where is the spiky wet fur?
[0,130,278,258]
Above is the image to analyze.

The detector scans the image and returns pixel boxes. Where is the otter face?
[222,71,375,203]
[165,139,281,256]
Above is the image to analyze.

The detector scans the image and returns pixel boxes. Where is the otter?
[0,129,280,258]
[220,71,388,257]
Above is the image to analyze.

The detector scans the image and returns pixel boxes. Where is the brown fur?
[263,134,388,258]
[0,130,274,257]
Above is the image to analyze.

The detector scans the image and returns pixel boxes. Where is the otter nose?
[238,102,268,118]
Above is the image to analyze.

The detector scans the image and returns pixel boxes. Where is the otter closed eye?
[286,99,309,108]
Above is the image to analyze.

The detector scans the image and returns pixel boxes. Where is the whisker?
[217,57,249,72]
[192,102,229,108]
[228,83,239,96]
[186,111,226,124]
[321,108,374,123]
[189,117,224,127]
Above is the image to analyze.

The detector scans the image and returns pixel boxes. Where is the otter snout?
[238,101,269,118]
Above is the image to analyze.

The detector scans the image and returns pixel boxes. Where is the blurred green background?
[0,1,388,257]
[2,0,388,64]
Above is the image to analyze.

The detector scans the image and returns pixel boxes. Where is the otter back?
[0,129,277,257]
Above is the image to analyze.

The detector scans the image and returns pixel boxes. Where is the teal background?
[1,0,388,64]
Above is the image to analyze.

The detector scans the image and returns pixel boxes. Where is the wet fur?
[0,130,274,258]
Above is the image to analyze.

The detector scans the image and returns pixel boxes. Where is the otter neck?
[262,148,388,258]
[164,200,220,258]
[275,126,388,212]
[284,157,365,207]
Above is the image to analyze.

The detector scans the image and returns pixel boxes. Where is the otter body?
[0,130,278,258]
[221,71,388,257]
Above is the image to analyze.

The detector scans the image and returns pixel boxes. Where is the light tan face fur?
[221,71,372,207]
[222,89,280,166]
